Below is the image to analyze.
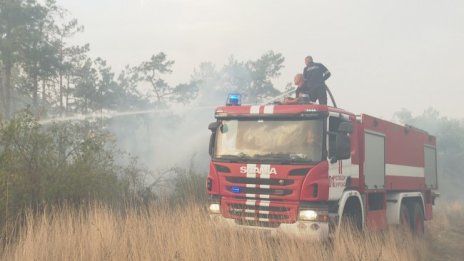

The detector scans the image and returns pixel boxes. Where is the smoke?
[36,59,284,182]
[105,107,211,173]
[105,67,232,174]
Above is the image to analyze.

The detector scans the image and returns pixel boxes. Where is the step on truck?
[206,94,438,239]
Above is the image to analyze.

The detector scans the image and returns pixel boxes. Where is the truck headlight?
[208,203,221,214]
[299,210,318,221]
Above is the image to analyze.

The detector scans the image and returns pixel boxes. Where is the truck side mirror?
[208,122,220,131]
[208,122,220,157]
[209,133,216,157]
[335,133,351,160]
[338,121,352,133]
[329,120,353,163]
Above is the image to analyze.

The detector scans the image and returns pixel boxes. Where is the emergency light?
[226,93,241,106]
[231,187,241,193]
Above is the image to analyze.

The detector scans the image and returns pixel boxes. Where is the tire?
[410,202,424,236]
[339,212,362,238]
[340,200,363,233]
[399,203,412,233]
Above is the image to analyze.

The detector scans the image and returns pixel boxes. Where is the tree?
[191,62,228,105]
[135,52,199,106]
[0,0,93,118]
[247,50,285,100]
[61,44,89,113]
[93,58,144,111]
[222,56,252,93]
[71,57,150,113]
[53,14,84,115]
[115,65,150,110]
[136,52,174,105]
[0,0,35,117]
[171,81,199,104]
[222,51,285,103]
[20,0,60,111]
[73,57,97,113]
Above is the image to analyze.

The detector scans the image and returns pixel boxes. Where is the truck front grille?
[225,177,294,186]
[224,201,297,224]
[226,186,292,196]
[228,203,290,212]
[229,210,289,221]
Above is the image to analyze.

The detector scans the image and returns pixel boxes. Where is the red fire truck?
[206,94,438,239]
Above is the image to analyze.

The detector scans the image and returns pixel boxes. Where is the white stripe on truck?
[263,105,274,114]
[386,164,424,177]
[250,106,260,114]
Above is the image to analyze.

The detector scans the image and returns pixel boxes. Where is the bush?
[170,168,207,204]
[0,111,145,232]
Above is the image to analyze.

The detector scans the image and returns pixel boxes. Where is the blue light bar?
[231,187,241,193]
[226,93,241,106]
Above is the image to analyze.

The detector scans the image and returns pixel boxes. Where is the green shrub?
[0,111,145,231]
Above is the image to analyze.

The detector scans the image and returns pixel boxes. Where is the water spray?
[262,89,296,105]
[38,105,218,125]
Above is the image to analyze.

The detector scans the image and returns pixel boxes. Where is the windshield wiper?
[253,153,307,163]
[254,153,288,158]
[216,153,252,162]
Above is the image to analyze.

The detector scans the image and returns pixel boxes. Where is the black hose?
[326,85,337,108]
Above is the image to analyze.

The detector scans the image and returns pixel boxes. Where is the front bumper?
[209,214,329,240]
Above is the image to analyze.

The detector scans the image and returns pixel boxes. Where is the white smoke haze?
[103,67,232,175]
[104,109,206,173]
[34,56,261,186]
[58,0,464,119]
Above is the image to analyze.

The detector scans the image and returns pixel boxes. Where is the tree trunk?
[32,39,39,110]
[32,67,38,109]
[41,79,46,117]
[42,79,46,105]
[0,69,4,116]
[66,74,70,113]
[4,59,12,119]
[59,73,63,116]
[2,21,14,118]
[59,37,64,116]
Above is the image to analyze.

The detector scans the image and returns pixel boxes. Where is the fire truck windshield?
[215,119,324,163]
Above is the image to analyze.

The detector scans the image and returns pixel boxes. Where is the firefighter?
[303,56,331,105]
[283,73,309,104]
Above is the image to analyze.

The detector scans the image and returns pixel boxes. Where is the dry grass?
[425,202,464,261]
[0,200,462,261]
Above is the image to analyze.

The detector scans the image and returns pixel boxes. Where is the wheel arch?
[386,192,424,225]
[338,190,365,227]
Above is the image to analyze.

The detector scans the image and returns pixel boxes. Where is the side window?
[328,116,341,159]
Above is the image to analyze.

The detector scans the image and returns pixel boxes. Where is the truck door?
[327,115,358,200]
[364,131,385,189]
[364,130,388,230]
[424,145,438,189]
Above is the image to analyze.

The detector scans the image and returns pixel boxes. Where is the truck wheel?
[410,202,424,236]
[340,211,362,234]
[340,200,363,233]
[399,203,412,233]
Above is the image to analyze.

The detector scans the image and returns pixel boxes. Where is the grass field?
[0,201,462,261]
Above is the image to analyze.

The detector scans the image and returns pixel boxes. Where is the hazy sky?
[58,0,464,119]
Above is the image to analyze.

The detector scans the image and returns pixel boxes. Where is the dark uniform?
[295,85,309,99]
[303,62,331,105]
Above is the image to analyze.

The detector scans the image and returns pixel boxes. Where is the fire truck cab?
[206,95,438,239]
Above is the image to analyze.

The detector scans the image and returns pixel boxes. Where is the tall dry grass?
[3,200,456,261]
[425,202,464,261]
